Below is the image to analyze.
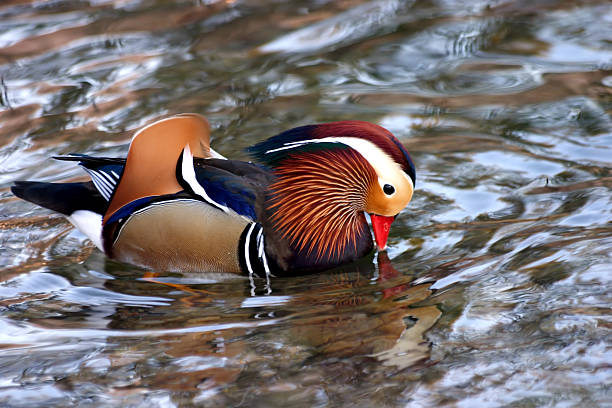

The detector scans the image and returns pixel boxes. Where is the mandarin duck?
[12,114,415,276]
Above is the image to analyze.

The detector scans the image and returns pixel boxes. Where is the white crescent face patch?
[264,136,404,182]
[264,136,414,214]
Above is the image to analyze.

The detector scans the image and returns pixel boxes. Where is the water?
[1,0,611,406]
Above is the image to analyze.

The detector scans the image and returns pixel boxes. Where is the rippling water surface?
[1,1,611,406]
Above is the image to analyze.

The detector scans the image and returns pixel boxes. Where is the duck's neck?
[259,148,376,274]
[283,211,374,273]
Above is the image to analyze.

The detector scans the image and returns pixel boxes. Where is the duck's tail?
[11,181,107,250]
[11,181,107,215]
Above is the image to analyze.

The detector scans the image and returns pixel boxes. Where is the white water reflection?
[472,150,565,177]
[259,0,409,54]
[424,181,507,222]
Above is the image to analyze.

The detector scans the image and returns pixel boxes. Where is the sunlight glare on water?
[0,0,611,407]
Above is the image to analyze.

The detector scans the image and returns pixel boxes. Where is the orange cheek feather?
[366,189,412,217]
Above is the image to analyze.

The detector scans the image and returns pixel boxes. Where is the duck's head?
[249,121,415,259]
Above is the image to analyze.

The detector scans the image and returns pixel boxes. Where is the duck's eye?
[383,184,395,195]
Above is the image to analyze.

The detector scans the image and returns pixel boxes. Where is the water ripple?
[259,0,410,54]
[0,0,611,406]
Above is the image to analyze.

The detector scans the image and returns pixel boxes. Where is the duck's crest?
[248,121,415,185]
[103,113,212,223]
[247,124,320,166]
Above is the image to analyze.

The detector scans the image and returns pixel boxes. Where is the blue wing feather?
[192,164,258,219]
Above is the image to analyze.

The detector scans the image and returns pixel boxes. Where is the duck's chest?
[108,199,249,273]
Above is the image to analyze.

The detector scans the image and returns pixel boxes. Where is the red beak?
[369,214,395,251]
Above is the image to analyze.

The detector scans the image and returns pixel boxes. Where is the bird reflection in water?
[102,254,440,393]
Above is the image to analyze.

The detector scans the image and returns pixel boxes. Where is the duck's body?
[12,114,415,276]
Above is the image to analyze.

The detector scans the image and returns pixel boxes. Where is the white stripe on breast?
[244,223,257,276]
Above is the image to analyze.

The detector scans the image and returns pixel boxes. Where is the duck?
[12,113,415,277]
